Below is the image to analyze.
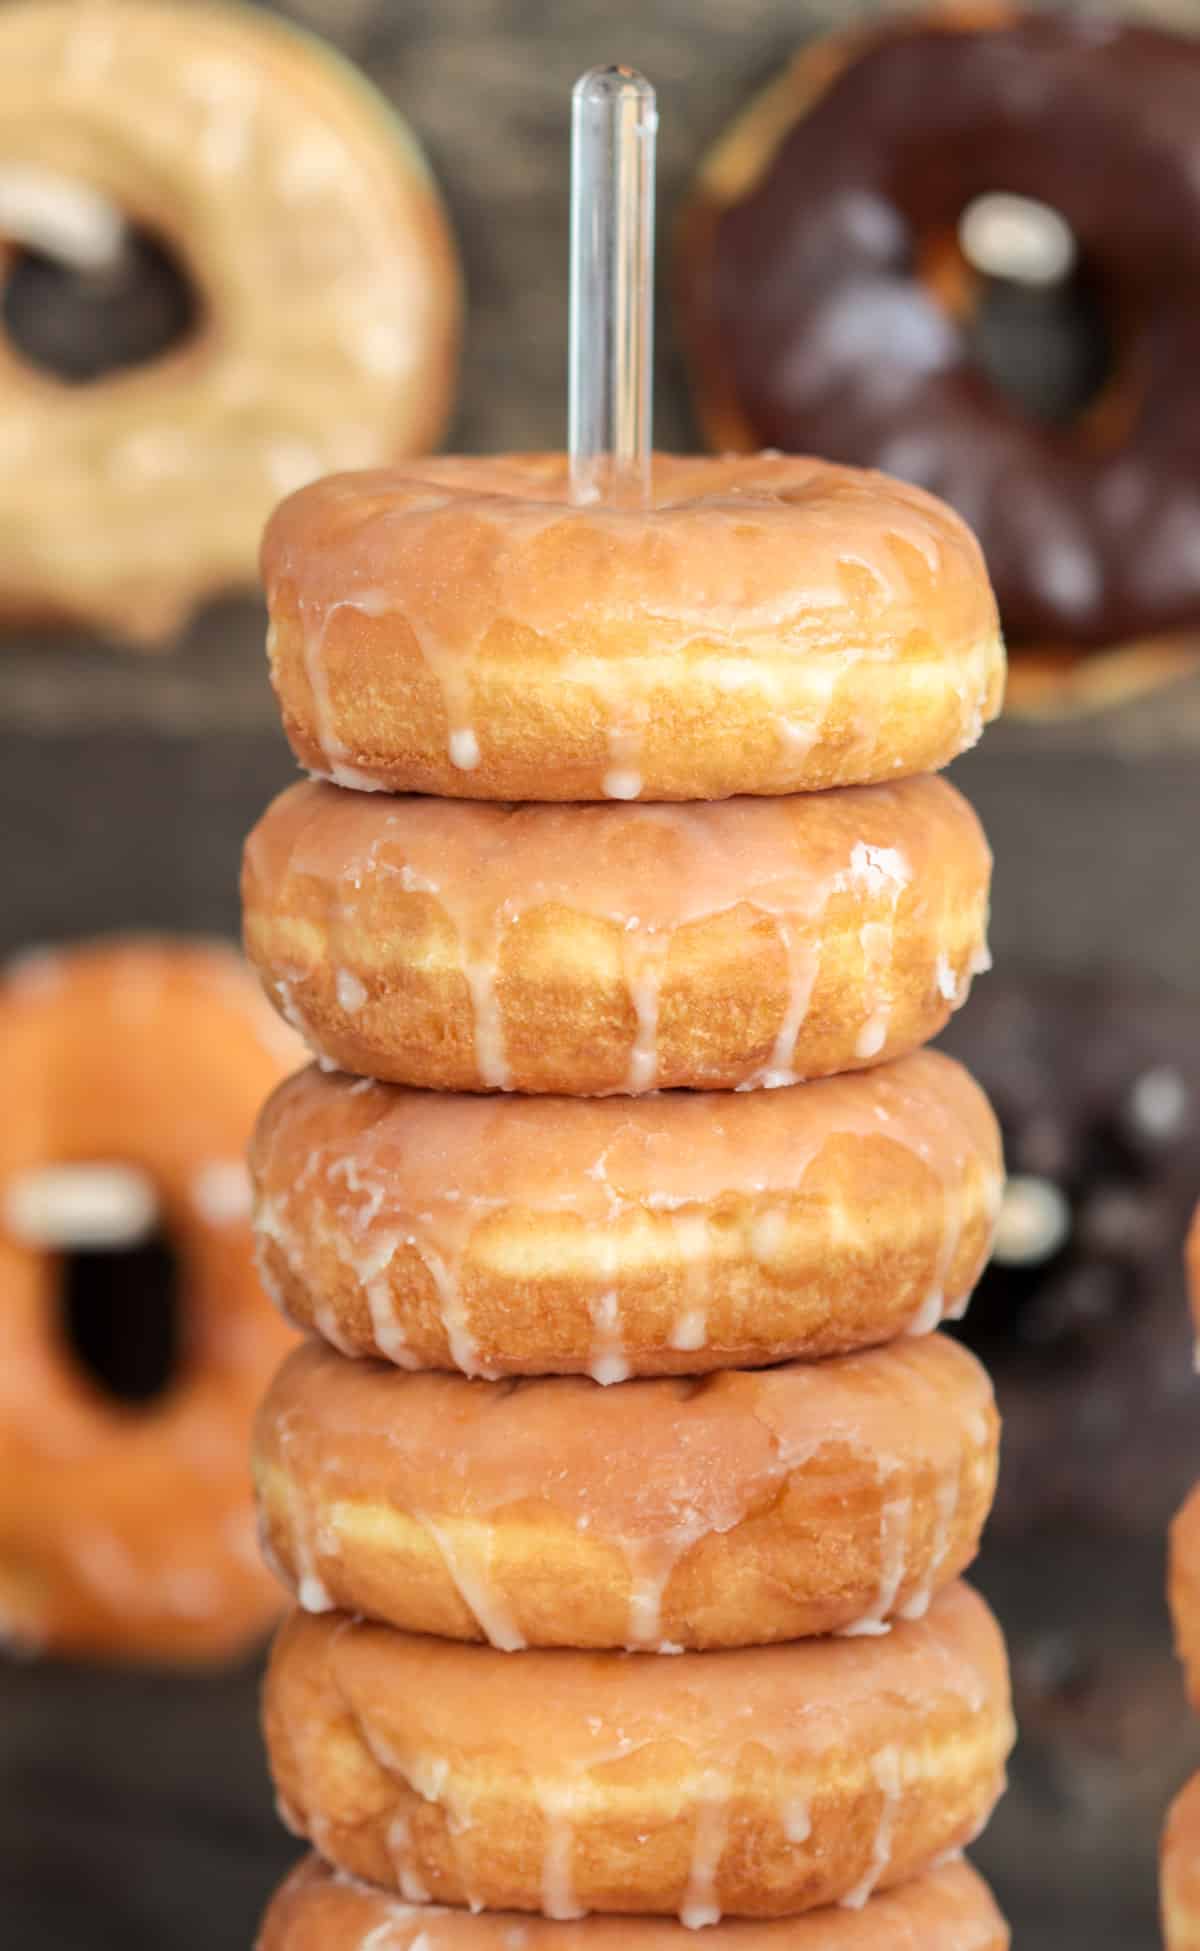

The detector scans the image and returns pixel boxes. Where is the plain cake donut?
[262,452,1004,801]
[257,1853,1010,1950]
[253,1332,999,1649]
[0,0,459,643]
[250,1050,1004,1377]
[0,937,302,1660]
[243,773,992,1093]
[263,1583,1014,1921]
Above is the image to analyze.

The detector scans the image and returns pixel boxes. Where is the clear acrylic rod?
[568,65,657,505]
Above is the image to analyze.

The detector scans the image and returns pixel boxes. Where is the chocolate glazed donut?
[937,969,1200,1531]
[681,9,1200,707]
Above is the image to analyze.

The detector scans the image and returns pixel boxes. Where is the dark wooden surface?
[4,2,1200,1946]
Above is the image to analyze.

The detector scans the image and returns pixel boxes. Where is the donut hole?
[967,255,1113,427]
[60,1222,181,1406]
[2,223,200,384]
[941,195,1114,426]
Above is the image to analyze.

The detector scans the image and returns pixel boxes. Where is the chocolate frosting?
[712,17,1200,647]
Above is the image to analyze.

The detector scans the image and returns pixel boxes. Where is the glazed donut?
[250,1050,1003,1378]
[264,1582,1012,1921]
[0,0,459,644]
[243,773,992,1093]
[0,937,303,1660]
[258,1854,1010,1951]
[254,1332,998,1650]
[262,453,1003,801]
[680,9,1200,709]
[1170,1483,1200,1712]
[1164,1773,1200,1951]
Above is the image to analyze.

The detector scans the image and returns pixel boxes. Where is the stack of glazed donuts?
[242,453,1015,1945]
[1163,1205,1200,1949]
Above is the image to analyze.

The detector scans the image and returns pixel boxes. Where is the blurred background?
[3,1,1200,1947]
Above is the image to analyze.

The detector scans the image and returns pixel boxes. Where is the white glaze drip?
[670,1212,713,1359]
[404,609,482,778]
[360,1236,421,1369]
[299,594,390,791]
[257,1189,358,1356]
[335,966,367,1013]
[588,1289,630,1386]
[905,1285,945,1337]
[417,1240,489,1378]
[899,1464,961,1623]
[422,1518,526,1652]
[669,1307,707,1352]
[464,959,511,1090]
[773,659,842,782]
[540,1786,585,1920]
[681,1770,730,1929]
[604,718,644,802]
[289,1483,333,1614]
[782,1794,812,1844]
[450,727,481,772]
[309,1293,362,1359]
[386,1811,432,1905]
[841,1747,902,1909]
[624,1537,686,1650]
[603,767,642,799]
[840,1490,911,1637]
[855,922,894,1060]
[923,1162,967,1326]
[750,1206,788,1264]
[623,928,671,1093]
[849,843,911,1061]
[751,920,820,1088]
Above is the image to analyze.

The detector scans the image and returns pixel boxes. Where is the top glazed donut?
[263,453,1004,800]
[0,0,460,643]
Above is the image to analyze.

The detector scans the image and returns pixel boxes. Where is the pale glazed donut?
[0,937,304,1660]
[1170,1483,1200,1712]
[250,1050,1003,1378]
[264,1583,1013,1921]
[254,1332,998,1649]
[262,453,1005,800]
[258,1853,1010,1951]
[0,0,459,644]
[1164,1772,1200,1951]
[242,773,992,1093]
